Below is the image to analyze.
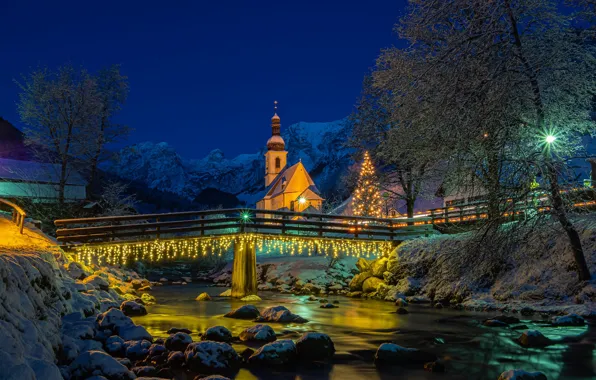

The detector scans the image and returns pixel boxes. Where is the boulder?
[396,307,409,315]
[105,336,126,356]
[320,303,338,309]
[123,340,152,361]
[355,257,371,272]
[295,333,335,362]
[349,272,372,291]
[484,319,508,327]
[119,324,153,342]
[68,350,135,380]
[240,294,262,302]
[167,351,185,368]
[120,301,147,317]
[83,275,110,291]
[371,257,388,278]
[498,369,547,380]
[395,277,421,296]
[219,289,232,297]
[66,261,87,280]
[132,366,158,377]
[551,313,585,327]
[196,292,212,301]
[374,343,437,366]
[247,339,297,367]
[239,325,276,342]
[167,327,192,334]
[362,277,385,293]
[184,341,241,374]
[202,326,233,343]
[489,315,520,324]
[165,332,193,351]
[131,279,143,290]
[96,309,134,331]
[147,343,167,359]
[224,305,260,319]
[517,330,553,347]
[141,293,156,305]
[255,306,308,323]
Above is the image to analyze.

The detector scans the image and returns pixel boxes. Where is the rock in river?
[374,343,437,366]
[551,313,585,327]
[165,332,193,351]
[295,332,335,362]
[517,330,553,348]
[239,324,277,343]
[120,301,147,317]
[248,339,297,367]
[184,341,241,374]
[498,369,547,380]
[195,292,212,301]
[255,306,308,323]
[224,305,260,319]
[202,326,233,343]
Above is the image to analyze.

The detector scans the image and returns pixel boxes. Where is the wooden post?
[231,237,257,298]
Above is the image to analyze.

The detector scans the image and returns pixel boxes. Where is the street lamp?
[298,197,307,205]
[545,135,556,144]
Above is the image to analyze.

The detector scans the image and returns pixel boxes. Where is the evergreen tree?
[351,151,382,217]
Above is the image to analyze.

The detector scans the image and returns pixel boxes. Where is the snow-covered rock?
[255,306,308,323]
[118,324,153,342]
[349,272,372,291]
[551,313,585,327]
[362,277,384,293]
[105,336,125,356]
[202,326,232,343]
[123,339,152,361]
[165,332,193,351]
[497,369,547,380]
[240,294,262,302]
[184,341,241,374]
[195,292,212,301]
[120,300,147,316]
[96,309,134,332]
[295,333,335,361]
[83,274,110,291]
[239,325,276,342]
[374,343,437,366]
[167,351,185,368]
[68,350,135,380]
[247,339,297,367]
[224,305,260,319]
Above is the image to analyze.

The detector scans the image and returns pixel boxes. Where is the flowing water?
[133,283,595,380]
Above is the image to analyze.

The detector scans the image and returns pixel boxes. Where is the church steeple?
[267,100,285,151]
[264,101,287,186]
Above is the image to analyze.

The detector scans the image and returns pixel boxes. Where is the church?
[256,103,324,213]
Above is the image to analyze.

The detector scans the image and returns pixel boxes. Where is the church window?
[275,157,281,169]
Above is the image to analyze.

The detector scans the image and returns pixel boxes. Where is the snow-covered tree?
[351,151,382,217]
[372,0,595,281]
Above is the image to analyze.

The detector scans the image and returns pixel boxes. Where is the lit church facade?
[256,104,323,213]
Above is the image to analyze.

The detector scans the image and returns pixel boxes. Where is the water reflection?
[132,284,595,380]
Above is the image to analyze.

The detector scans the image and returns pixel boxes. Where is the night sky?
[0,0,406,158]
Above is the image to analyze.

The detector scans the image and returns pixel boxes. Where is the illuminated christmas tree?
[351,151,382,217]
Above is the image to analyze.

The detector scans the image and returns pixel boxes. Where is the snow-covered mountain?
[107,119,353,206]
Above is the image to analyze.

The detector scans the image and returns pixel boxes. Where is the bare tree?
[86,65,129,193]
[372,0,595,281]
[97,181,137,216]
[16,65,101,204]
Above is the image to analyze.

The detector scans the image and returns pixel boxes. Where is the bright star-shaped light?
[545,135,556,144]
[298,197,306,205]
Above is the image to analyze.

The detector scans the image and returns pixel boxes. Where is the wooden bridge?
[55,208,435,297]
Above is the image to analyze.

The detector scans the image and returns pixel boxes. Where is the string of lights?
[352,151,382,218]
[73,233,394,266]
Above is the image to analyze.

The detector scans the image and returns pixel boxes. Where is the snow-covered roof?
[0,158,87,186]
[263,161,322,199]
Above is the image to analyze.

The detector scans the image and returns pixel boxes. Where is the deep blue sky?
[0,0,406,159]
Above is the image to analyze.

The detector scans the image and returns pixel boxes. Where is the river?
[132,283,595,380]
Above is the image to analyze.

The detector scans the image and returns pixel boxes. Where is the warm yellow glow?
[72,233,394,266]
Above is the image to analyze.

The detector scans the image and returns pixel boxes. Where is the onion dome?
[267,102,285,151]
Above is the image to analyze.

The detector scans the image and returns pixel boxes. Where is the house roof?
[0,158,88,186]
[262,161,322,199]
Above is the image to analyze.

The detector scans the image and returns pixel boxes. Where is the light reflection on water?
[132,283,595,380]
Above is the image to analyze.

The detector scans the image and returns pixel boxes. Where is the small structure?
[256,102,323,212]
[0,158,87,202]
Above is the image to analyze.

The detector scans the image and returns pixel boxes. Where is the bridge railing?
[54,208,434,246]
[0,198,27,234]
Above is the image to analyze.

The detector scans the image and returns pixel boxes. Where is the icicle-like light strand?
[72,233,393,266]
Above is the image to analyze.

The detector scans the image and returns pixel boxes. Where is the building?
[256,104,323,213]
[0,158,87,202]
